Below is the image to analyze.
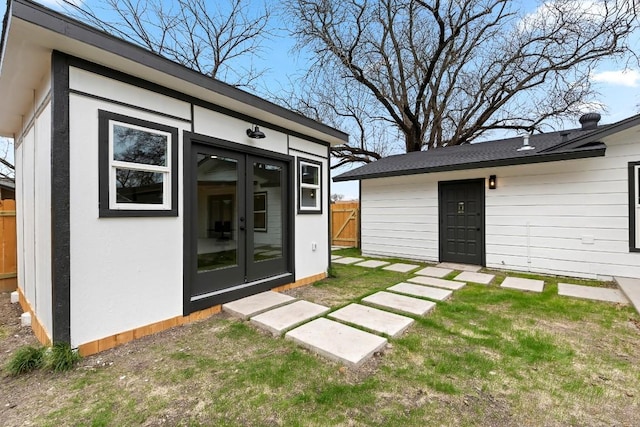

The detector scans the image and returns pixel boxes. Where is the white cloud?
[591,69,640,87]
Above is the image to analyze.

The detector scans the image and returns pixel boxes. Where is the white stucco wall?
[290,137,330,280]
[66,67,331,346]
[68,69,191,346]
[361,127,640,280]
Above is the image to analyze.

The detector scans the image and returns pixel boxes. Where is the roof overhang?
[0,0,349,146]
[333,143,606,182]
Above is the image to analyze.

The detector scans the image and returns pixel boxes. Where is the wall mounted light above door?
[246,125,266,139]
[489,175,497,189]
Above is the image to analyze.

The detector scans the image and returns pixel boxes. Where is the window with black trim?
[297,158,322,213]
[629,161,640,251]
[254,192,267,231]
[99,110,178,217]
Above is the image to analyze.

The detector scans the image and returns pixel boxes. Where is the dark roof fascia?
[7,0,348,143]
[333,144,606,182]
[541,113,640,153]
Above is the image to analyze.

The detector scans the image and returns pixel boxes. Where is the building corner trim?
[51,50,71,344]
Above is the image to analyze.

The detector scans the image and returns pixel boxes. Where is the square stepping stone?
[558,283,629,304]
[414,266,453,278]
[356,260,390,268]
[286,318,387,368]
[251,301,330,335]
[436,262,481,272]
[501,277,544,293]
[388,282,453,301]
[383,263,420,273]
[331,255,342,260]
[332,257,364,265]
[454,271,494,285]
[407,275,466,290]
[222,291,295,319]
[362,291,436,316]
[328,304,414,338]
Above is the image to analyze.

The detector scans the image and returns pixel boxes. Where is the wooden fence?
[0,199,17,291]
[331,201,359,247]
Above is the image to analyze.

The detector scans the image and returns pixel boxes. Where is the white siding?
[361,127,640,280]
[15,97,53,337]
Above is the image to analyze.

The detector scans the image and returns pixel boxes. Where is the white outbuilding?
[0,0,347,354]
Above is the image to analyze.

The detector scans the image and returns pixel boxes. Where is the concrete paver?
[331,255,342,260]
[436,262,482,272]
[559,283,629,304]
[407,275,466,290]
[285,318,388,368]
[388,282,453,301]
[332,257,364,265]
[328,303,414,338]
[414,266,453,278]
[454,271,494,285]
[501,277,545,293]
[615,277,640,314]
[250,301,330,335]
[383,263,420,273]
[356,260,390,268]
[362,291,437,316]
[222,291,296,319]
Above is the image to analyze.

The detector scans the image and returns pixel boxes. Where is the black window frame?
[629,161,640,251]
[98,110,179,217]
[297,157,323,214]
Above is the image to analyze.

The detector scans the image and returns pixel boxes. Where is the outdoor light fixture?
[246,125,266,139]
[489,175,497,190]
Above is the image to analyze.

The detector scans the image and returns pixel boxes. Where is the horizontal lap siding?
[360,129,640,279]
[361,175,439,261]
[485,133,639,279]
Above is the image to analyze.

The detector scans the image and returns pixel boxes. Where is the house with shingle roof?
[335,112,640,280]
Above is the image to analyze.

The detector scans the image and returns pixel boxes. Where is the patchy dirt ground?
[1,269,640,427]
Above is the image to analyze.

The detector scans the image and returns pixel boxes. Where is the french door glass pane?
[197,154,238,271]
[253,161,282,261]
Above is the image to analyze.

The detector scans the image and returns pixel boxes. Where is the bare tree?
[286,0,639,164]
[64,0,273,89]
[0,138,14,180]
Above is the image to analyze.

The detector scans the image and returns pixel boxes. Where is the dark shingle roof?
[333,114,640,182]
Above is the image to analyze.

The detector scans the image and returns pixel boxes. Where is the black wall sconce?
[246,125,266,139]
[489,175,497,190]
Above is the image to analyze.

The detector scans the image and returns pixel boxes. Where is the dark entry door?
[186,142,290,310]
[439,179,484,266]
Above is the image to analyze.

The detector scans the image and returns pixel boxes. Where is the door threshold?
[190,273,292,302]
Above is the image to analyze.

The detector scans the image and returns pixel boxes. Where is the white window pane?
[113,124,167,166]
[115,169,164,204]
[301,164,319,185]
[301,187,318,207]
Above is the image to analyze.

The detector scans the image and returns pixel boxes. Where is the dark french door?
[438,179,485,266]
[185,138,291,312]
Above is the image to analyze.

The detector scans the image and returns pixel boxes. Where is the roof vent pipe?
[517,133,535,151]
[579,113,601,130]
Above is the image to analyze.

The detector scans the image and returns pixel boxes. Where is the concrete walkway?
[615,277,640,314]
[223,255,639,367]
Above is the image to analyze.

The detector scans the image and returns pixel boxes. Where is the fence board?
[331,201,359,247]
[0,199,17,291]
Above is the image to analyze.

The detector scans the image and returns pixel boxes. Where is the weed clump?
[6,346,45,375]
[46,343,81,372]
[5,343,80,375]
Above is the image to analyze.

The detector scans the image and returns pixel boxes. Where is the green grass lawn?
[2,253,639,426]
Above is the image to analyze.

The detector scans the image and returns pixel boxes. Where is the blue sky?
[1,0,639,198]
